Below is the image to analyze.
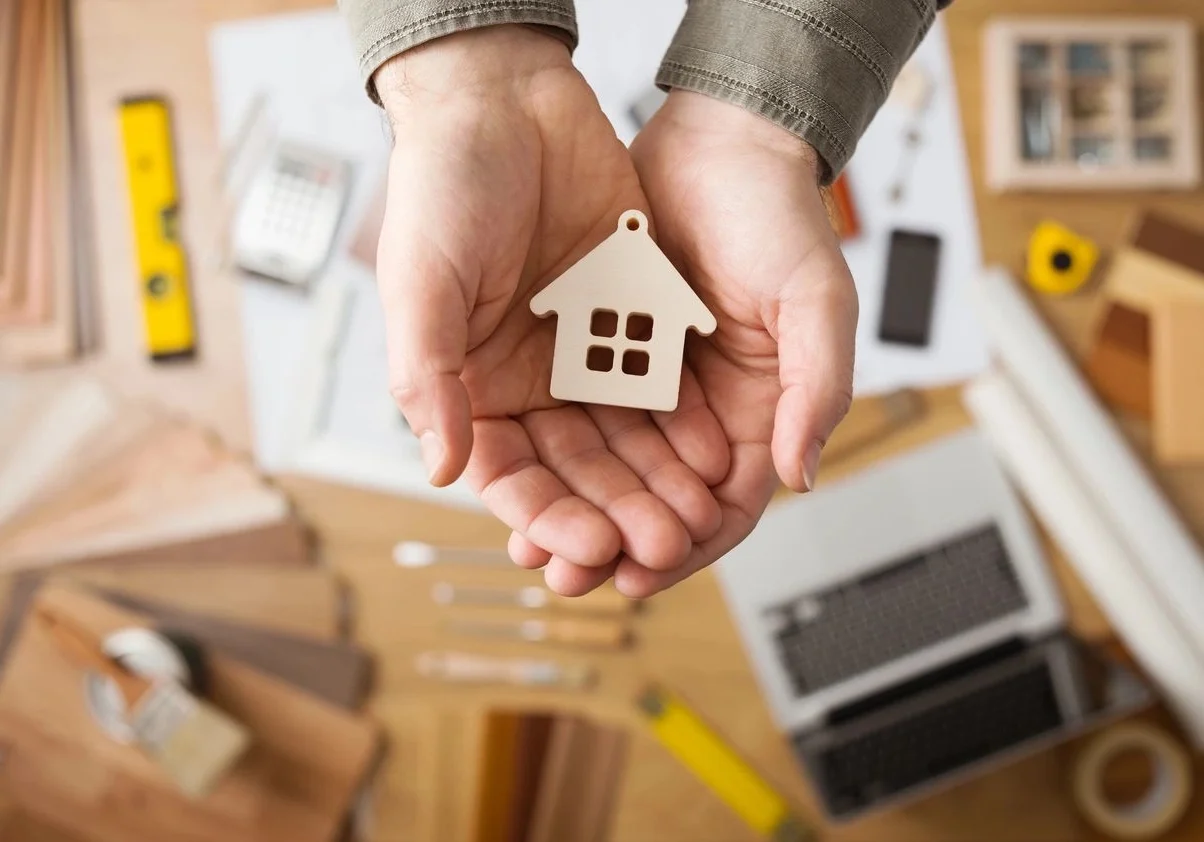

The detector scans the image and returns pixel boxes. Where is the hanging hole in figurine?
[622,211,646,232]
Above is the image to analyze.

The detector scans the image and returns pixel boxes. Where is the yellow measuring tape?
[637,685,817,842]
[118,96,196,361]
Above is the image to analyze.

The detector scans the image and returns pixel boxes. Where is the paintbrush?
[36,604,251,799]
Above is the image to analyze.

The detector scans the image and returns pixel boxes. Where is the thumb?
[771,253,858,493]
[377,228,474,488]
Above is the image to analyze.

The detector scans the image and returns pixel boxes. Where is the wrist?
[374,24,572,114]
[658,90,823,182]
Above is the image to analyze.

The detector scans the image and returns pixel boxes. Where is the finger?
[522,407,692,571]
[585,404,722,543]
[508,531,551,569]
[377,215,474,489]
[464,418,621,567]
[651,369,730,486]
[614,441,778,599]
[772,259,858,493]
[544,556,618,597]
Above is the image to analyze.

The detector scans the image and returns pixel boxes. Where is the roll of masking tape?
[1073,724,1192,840]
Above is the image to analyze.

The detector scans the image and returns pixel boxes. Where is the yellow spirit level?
[118,96,196,361]
[637,684,817,842]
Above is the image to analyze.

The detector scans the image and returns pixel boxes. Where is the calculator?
[231,141,352,289]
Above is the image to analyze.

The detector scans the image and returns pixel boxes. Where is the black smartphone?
[877,230,942,347]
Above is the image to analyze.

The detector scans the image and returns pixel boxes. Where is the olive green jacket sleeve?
[338,0,949,181]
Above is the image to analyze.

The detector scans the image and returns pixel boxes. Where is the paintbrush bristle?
[129,681,250,799]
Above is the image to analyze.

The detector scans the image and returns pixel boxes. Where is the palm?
[378,54,727,592]
[621,95,859,597]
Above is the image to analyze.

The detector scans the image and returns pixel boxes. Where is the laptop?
[715,430,1149,820]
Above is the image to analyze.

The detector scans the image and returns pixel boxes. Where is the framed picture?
[984,18,1199,191]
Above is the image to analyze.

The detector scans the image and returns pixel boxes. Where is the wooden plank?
[0,474,291,570]
[525,716,591,842]
[504,713,553,842]
[1106,248,1204,314]
[0,0,44,310]
[0,585,381,842]
[0,580,366,707]
[468,711,521,842]
[0,0,77,364]
[52,517,314,570]
[0,0,22,278]
[1130,212,1204,278]
[1085,302,1151,419]
[1153,298,1204,464]
[0,564,342,655]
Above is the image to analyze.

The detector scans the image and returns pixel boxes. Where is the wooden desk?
[66,0,1204,840]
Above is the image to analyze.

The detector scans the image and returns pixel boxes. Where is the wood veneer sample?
[1130,212,1204,277]
[1152,297,1204,464]
[1085,302,1151,419]
[0,581,366,707]
[1106,248,1204,314]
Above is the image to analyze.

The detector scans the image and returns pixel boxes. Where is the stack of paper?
[0,0,85,366]
[0,375,307,571]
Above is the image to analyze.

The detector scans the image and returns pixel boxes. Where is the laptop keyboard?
[769,524,1027,696]
[798,658,1063,817]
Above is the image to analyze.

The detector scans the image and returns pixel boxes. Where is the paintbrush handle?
[539,618,630,649]
[37,606,151,708]
[546,587,632,615]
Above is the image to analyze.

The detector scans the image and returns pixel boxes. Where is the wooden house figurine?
[531,210,716,412]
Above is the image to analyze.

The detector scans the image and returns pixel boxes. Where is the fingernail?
[420,432,444,482]
[803,442,823,492]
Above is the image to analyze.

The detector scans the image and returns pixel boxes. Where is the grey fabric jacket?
[338,0,951,182]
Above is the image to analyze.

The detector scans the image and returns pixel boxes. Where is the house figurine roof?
[530,211,716,335]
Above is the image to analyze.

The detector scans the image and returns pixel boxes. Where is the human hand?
[374,28,728,593]
[625,91,859,597]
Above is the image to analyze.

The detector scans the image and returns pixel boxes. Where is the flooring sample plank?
[1107,247,1204,313]
[50,517,314,571]
[526,716,591,842]
[505,713,553,842]
[1085,301,1152,419]
[0,585,382,842]
[0,0,76,364]
[0,580,367,707]
[1130,211,1204,277]
[0,0,45,310]
[48,565,340,639]
[0,378,121,527]
[1153,298,1204,464]
[469,711,521,842]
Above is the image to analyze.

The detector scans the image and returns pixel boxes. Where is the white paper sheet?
[209,6,987,495]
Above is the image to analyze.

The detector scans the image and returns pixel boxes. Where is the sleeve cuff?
[657,0,937,182]
[342,1,578,104]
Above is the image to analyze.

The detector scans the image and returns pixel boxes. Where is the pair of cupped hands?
[377,25,859,598]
